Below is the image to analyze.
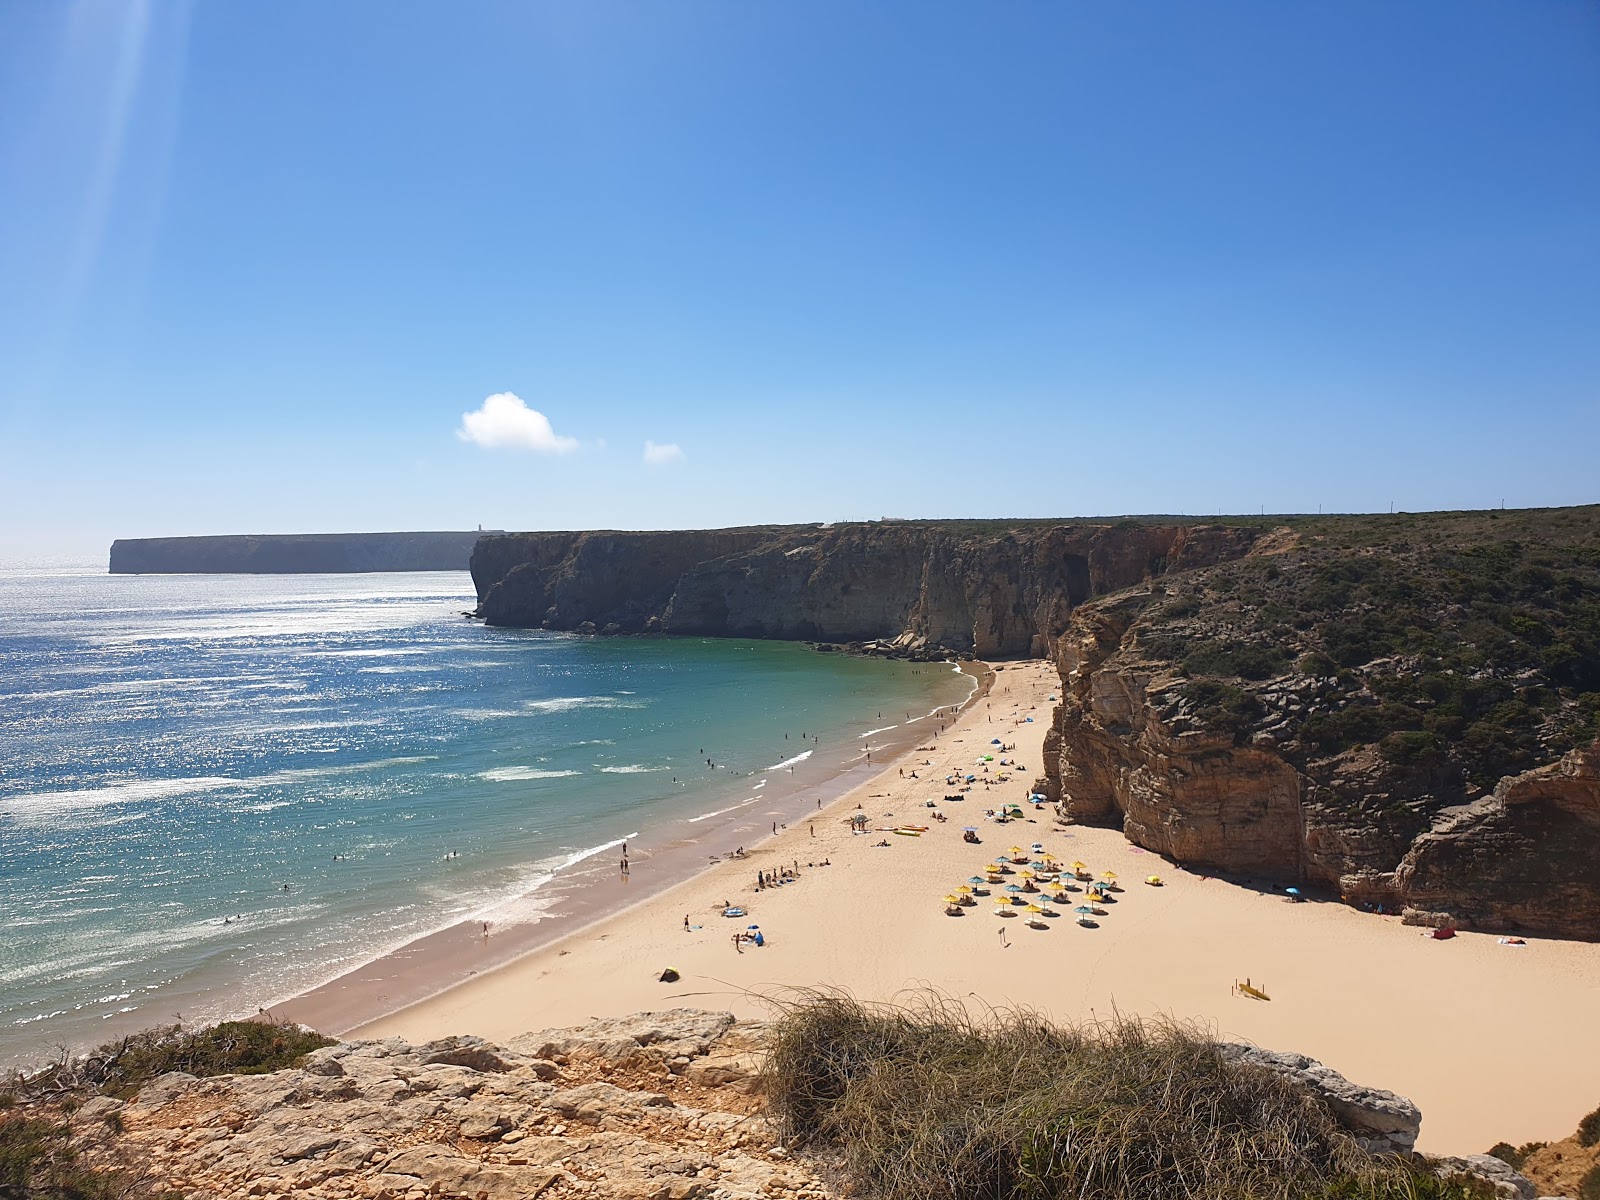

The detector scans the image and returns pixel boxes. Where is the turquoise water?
[0,565,967,1066]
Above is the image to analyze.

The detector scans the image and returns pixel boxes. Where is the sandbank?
[349,659,1600,1155]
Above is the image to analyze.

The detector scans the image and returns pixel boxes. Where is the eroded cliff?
[472,520,1259,656]
[1040,506,1600,939]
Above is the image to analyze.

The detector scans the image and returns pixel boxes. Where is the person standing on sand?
[684,915,690,931]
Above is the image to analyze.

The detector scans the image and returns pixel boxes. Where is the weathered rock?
[87,1012,818,1200]
[1391,743,1600,939]
[1426,1153,1539,1199]
[1221,1044,1422,1154]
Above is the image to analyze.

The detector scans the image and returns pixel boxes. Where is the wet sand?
[349,658,1600,1155]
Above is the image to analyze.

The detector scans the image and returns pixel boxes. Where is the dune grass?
[761,992,1491,1200]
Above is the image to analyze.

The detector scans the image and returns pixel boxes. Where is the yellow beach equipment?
[1101,871,1118,881]
[1145,875,1164,886]
[1071,861,1087,870]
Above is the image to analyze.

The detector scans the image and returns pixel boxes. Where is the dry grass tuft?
[761,991,1488,1200]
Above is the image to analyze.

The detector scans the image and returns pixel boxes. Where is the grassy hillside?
[1126,506,1600,794]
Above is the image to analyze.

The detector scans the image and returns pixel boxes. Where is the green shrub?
[1298,651,1338,677]
[1185,641,1288,681]
[92,1021,333,1097]
[1579,1103,1600,1147]
[1579,1161,1600,1200]
[12,1019,335,1103]
[1380,731,1440,765]
[0,1111,128,1198]
[1484,1140,1546,1169]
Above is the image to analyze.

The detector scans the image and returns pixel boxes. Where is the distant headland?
[108,531,496,574]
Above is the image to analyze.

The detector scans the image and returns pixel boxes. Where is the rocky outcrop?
[1220,1044,1421,1155]
[110,532,494,574]
[82,1010,824,1200]
[472,521,1259,656]
[53,1008,1512,1200]
[1389,743,1600,939]
[1042,591,1600,939]
[1046,592,1310,877]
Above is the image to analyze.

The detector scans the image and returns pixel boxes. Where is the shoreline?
[273,660,990,1036]
[349,657,1600,1156]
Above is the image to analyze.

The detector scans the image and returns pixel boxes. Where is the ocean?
[0,564,970,1067]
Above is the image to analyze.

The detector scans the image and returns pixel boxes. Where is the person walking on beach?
[684,915,690,931]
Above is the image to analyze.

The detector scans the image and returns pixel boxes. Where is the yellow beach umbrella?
[1071,861,1087,870]
[943,894,963,904]
[1019,870,1034,879]
[956,885,973,894]
[1025,903,1044,913]
[1102,871,1118,881]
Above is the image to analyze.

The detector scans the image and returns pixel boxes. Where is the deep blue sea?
[0,564,967,1066]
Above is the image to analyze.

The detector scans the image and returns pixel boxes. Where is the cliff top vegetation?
[1105,504,1600,801]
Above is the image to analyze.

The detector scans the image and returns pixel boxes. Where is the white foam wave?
[448,833,640,928]
[687,797,761,823]
[522,696,646,714]
[477,767,581,782]
[861,724,899,737]
[453,708,522,721]
[3,756,437,822]
[597,765,663,774]
[766,750,813,770]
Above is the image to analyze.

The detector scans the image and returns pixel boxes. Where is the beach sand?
[344,659,1600,1155]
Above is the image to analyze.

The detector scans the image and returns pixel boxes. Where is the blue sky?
[2,1,1597,559]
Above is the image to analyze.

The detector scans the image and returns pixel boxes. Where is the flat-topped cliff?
[471,520,1260,656]
[110,531,493,574]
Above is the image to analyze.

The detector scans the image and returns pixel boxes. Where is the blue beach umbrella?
[1075,905,1095,915]
[1005,884,1025,893]
[991,738,1002,744]
[968,876,987,884]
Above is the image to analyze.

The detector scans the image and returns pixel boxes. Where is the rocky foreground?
[49,1009,1563,1200]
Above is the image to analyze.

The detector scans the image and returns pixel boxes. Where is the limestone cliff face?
[472,521,1259,656]
[1043,594,1600,939]
[1390,743,1600,939]
[1046,592,1309,878]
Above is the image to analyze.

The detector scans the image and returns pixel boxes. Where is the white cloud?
[457,392,578,453]
[643,440,684,465]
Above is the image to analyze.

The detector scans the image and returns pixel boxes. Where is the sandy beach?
[344,658,1600,1155]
